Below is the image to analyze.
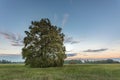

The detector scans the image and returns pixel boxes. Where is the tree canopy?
[22,18,66,68]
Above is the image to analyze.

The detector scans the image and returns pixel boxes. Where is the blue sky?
[0,0,120,60]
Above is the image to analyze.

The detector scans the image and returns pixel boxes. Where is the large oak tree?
[22,18,66,68]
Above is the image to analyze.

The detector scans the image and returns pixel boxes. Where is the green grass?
[0,64,120,80]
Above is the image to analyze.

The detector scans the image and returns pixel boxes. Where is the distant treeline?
[0,59,119,64]
[64,59,120,64]
[85,59,119,64]
[0,60,23,64]
[0,60,11,63]
[64,60,82,64]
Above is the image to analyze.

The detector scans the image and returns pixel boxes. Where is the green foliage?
[22,18,66,68]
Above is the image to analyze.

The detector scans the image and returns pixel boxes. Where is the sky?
[0,0,120,61]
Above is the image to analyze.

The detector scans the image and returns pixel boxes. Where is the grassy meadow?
[0,64,120,80]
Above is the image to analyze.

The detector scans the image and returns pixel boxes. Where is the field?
[0,64,120,80]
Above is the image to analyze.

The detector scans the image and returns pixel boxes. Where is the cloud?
[83,48,108,52]
[0,53,21,56]
[11,43,23,46]
[0,48,6,50]
[53,13,58,23]
[0,48,7,50]
[70,0,73,4]
[66,53,77,57]
[64,36,80,44]
[0,32,23,46]
[71,41,80,44]
[66,49,74,53]
[62,13,69,27]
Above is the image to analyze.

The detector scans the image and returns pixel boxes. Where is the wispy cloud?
[71,41,80,44]
[66,49,74,53]
[62,13,69,27]
[66,53,77,57]
[83,48,108,52]
[0,48,7,50]
[0,53,21,56]
[0,32,23,46]
[70,0,73,4]
[64,36,80,44]
[53,13,58,23]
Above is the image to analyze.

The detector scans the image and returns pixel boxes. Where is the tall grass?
[0,64,120,80]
